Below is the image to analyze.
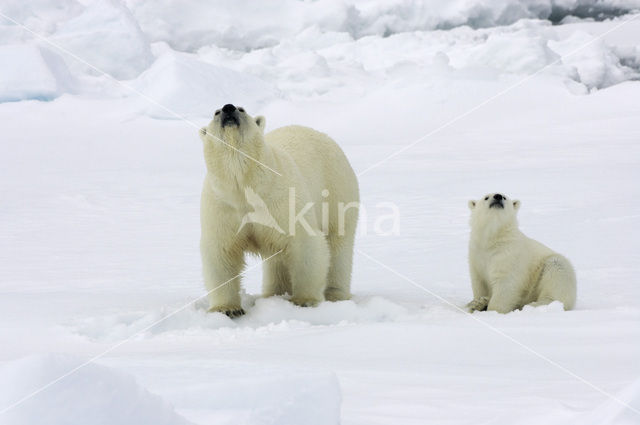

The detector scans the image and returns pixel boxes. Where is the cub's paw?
[466,296,489,312]
[291,297,321,308]
[208,306,245,318]
[199,127,207,138]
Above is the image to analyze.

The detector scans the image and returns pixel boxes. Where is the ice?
[132,50,278,118]
[549,30,640,90]
[0,0,153,79]
[0,44,74,102]
[49,0,153,80]
[189,18,640,101]
[0,0,83,43]
[123,0,640,52]
[2,2,638,100]
[0,354,191,425]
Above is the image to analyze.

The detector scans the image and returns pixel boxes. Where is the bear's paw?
[466,296,489,312]
[208,306,245,318]
[291,297,322,308]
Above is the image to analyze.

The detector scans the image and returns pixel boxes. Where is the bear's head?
[199,104,266,179]
[468,193,520,236]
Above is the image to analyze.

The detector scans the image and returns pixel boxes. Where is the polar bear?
[199,104,359,317]
[466,193,576,313]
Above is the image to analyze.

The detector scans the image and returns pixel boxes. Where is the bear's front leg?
[201,244,245,317]
[288,235,330,307]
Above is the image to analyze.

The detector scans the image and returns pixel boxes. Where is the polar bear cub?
[199,104,359,317]
[467,193,576,313]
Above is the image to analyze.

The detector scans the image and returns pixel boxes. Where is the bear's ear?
[513,200,521,211]
[255,116,266,132]
[468,200,476,210]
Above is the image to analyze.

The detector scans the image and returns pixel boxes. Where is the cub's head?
[468,193,520,233]
[199,104,266,175]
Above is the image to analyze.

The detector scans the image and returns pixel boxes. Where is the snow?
[0,44,74,102]
[0,354,340,425]
[1,1,640,424]
[50,0,153,80]
[122,0,640,51]
[0,354,191,425]
[133,50,277,119]
[585,378,640,425]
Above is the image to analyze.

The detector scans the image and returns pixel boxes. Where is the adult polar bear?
[467,193,576,313]
[199,104,359,317]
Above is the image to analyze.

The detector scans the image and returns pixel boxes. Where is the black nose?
[493,194,504,201]
[222,104,236,114]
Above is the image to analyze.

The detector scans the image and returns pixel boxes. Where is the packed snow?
[1,1,640,424]
[0,354,191,425]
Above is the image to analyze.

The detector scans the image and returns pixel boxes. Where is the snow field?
[1,1,640,424]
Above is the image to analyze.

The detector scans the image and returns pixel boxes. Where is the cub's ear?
[468,200,476,210]
[255,116,266,132]
[513,200,521,211]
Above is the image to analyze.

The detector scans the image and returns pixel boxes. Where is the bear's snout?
[220,104,239,127]
[222,104,236,114]
[489,193,505,209]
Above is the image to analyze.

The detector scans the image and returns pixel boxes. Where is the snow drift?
[0,354,191,425]
[132,50,277,118]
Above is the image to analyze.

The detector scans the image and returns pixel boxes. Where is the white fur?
[199,108,359,315]
[467,193,576,313]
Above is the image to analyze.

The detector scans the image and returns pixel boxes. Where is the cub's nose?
[222,104,236,114]
[493,194,504,201]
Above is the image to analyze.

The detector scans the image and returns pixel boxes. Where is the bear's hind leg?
[262,259,292,297]
[325,236,354,302]
[535,255,577,310]
[289,235,330,307]
[487,283,523,314]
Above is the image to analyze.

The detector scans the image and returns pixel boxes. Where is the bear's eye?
[484,196,489,201]
[238,107,245,112]
[214,110,220,116]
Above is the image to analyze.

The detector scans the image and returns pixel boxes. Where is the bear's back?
[265,125,357,193]
[265,125,346,165]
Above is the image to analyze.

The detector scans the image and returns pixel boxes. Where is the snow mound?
[244,371,341,425]
[0,44,74,102]
[50,0,153,79]
[549,30,640,91]
[0,354,191,425]
[132,50,278,119]
[176,368,341,425]
[573,378,640,424]
[70,295,409,341]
